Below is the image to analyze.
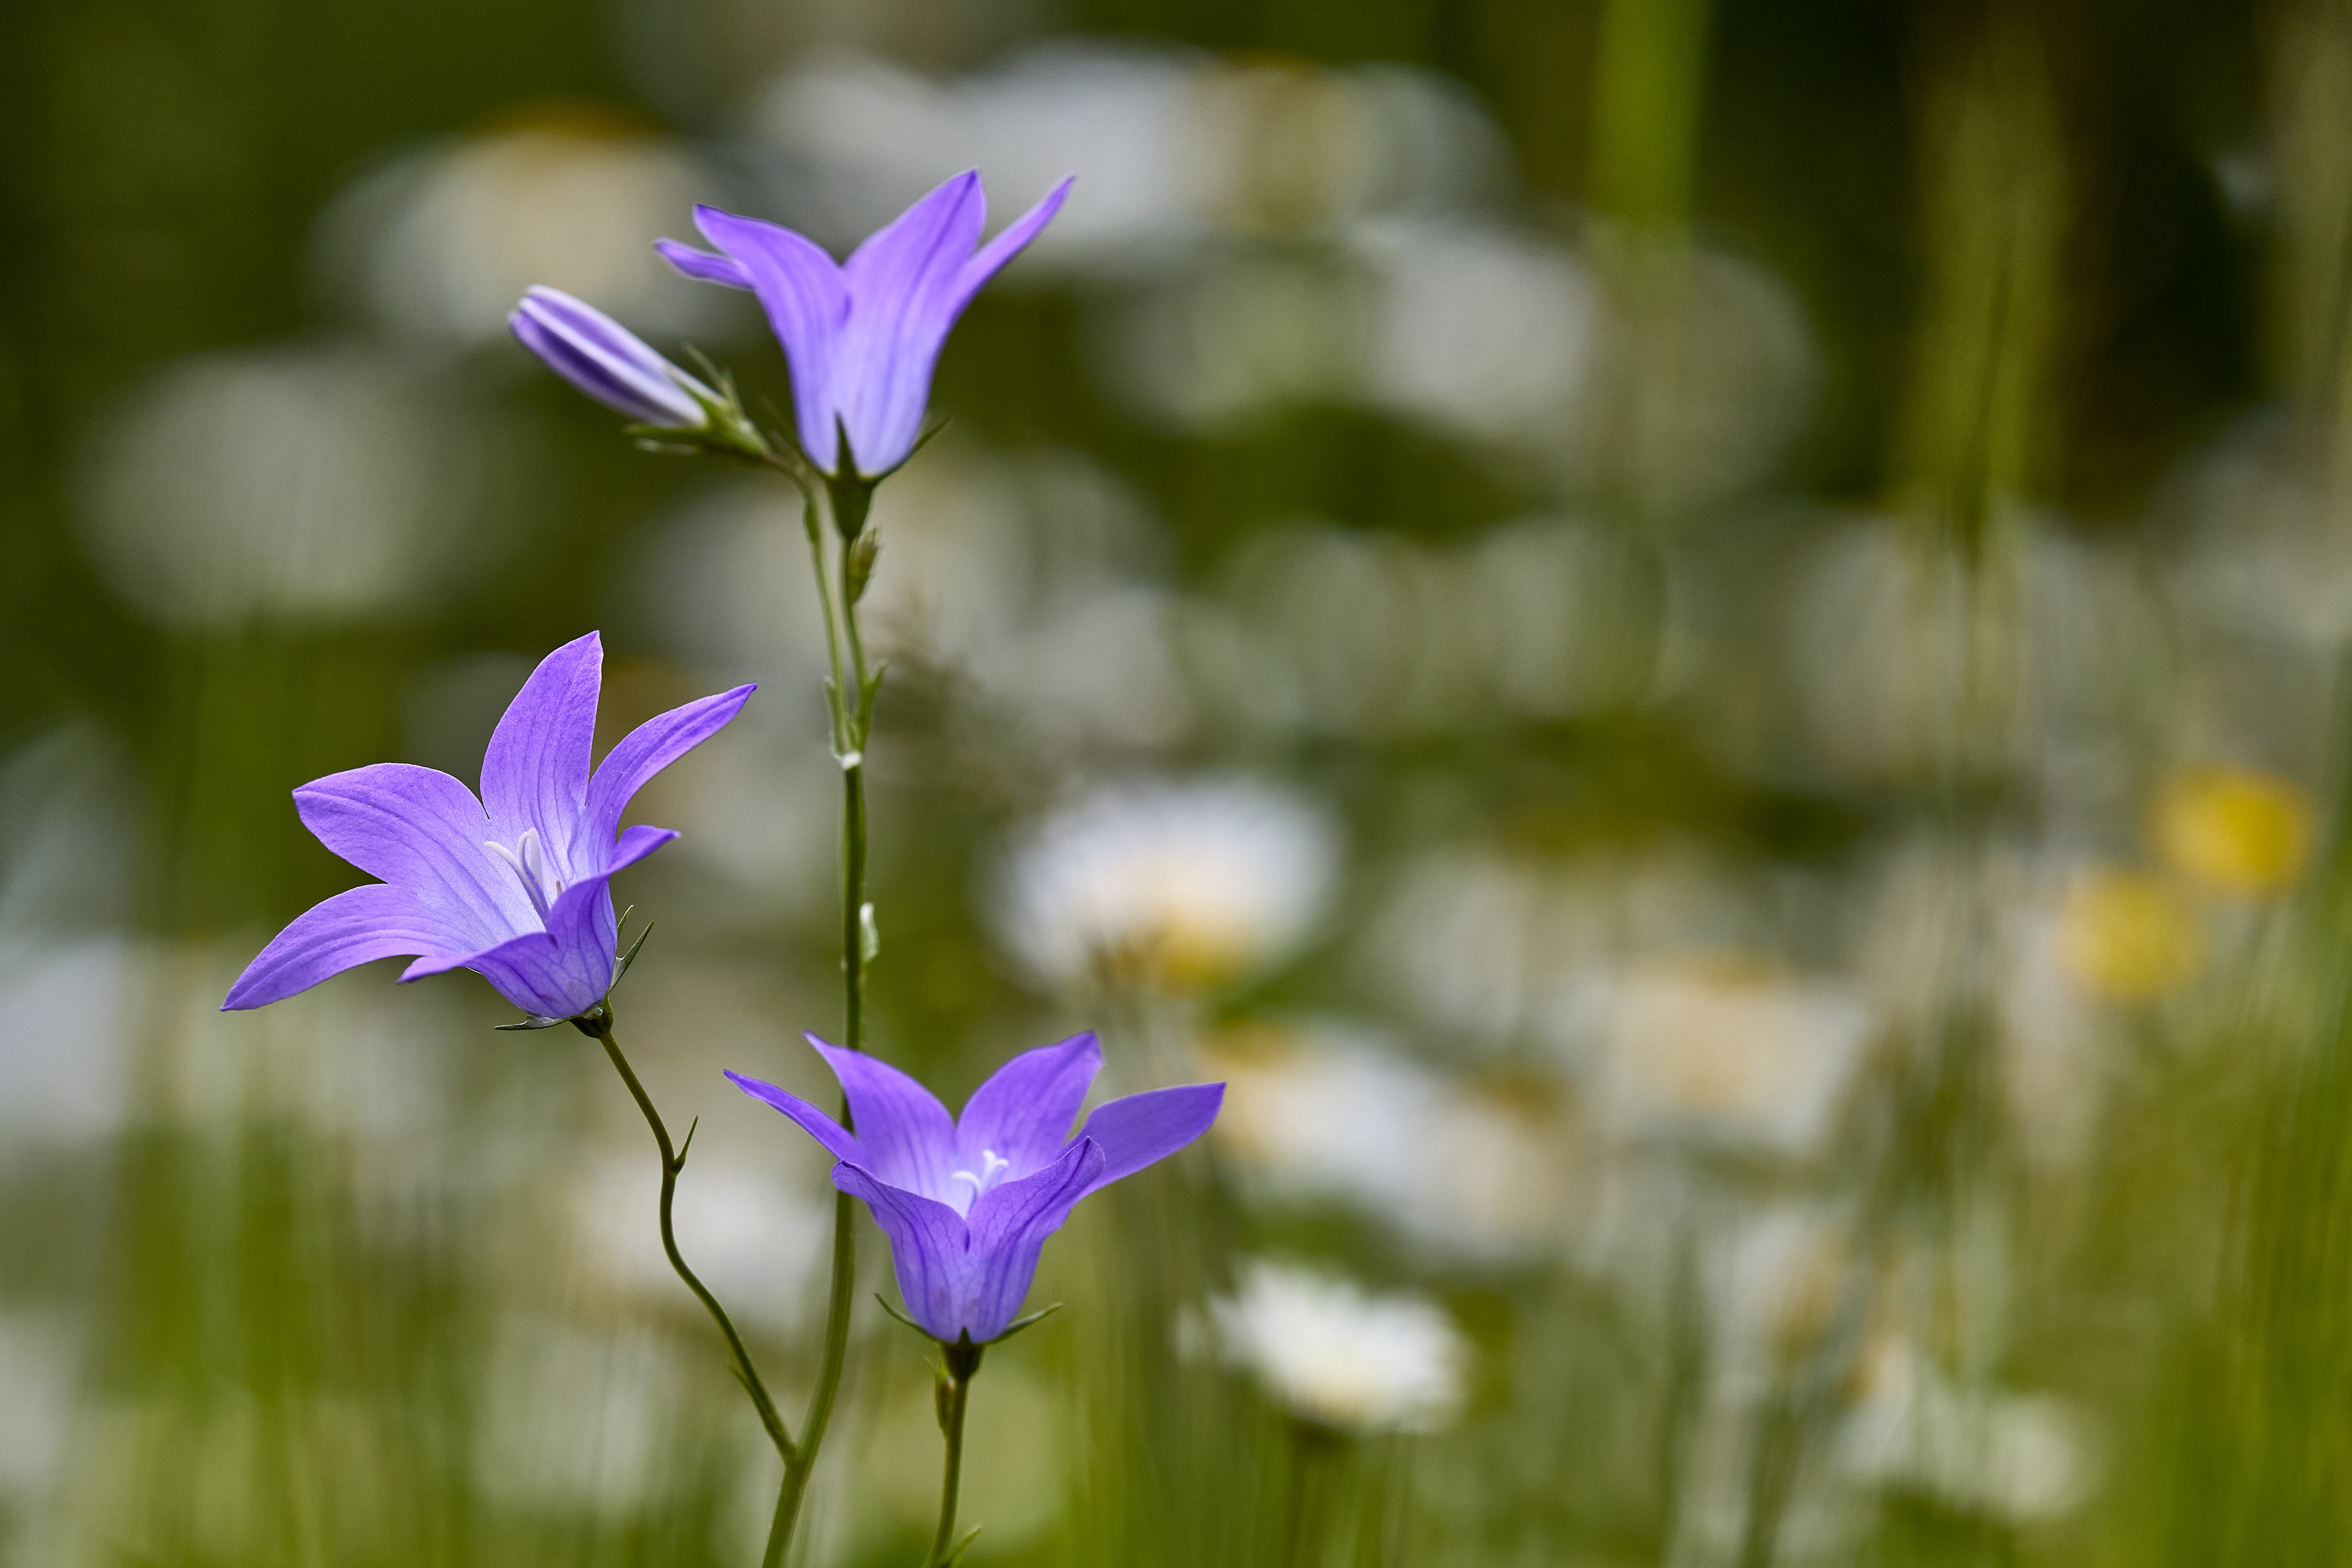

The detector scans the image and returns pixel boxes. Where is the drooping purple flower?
[510,286,717,429]
[224,632,753,1022]
[657,169,1073,479]
[729,1032,1220,1343]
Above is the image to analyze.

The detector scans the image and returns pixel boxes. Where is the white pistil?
[485,827,566,921]
[948,1148,1012,1206]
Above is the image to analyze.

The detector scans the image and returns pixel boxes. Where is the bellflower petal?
[803,1034,958,1198]
[832,1162,971,1341]
[666,170,1069,478]
[406,927,607,1021]
[834,172,986,473]
[224,884,470,1011]
[1076,1082,1227,1195]
[395,828,674,1015]
[579,684,757,865]
[962,1136,1107,1341]
[545,822,680,991]
[736,1030,1218,1343]
[683,206,850,474]
[510,287,714,429]
[227,632,753,1020]
[292,763,525,946]
[951,176,1073,318]
[723,1072,867,1166]
[652,239,753,290]
[955,1032,1101,1178]
[481,632,602,865]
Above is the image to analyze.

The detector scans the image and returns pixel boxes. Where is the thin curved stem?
[591,1018,793,1461]
[928,1352,978,1566]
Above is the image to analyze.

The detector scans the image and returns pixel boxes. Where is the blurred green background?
[7,0,2351,1563]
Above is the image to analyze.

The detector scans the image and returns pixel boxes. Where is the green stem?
[788,469,852,757]
[840,759,882,1084]
[840,535,875,729]
[759,472,876,1568]
[928,1342,982,1566]
[589,1015,793,1460]
[763,1186,858,1566]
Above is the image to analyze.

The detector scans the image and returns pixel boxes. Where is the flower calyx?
[873,1294,1063,1357]
[494,906,651,1035]
[626,357,775,466]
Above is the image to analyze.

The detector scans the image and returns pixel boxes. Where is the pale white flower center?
[485,827,566,921]
[949,1148,1012,1206]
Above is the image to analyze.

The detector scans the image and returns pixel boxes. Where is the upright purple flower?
[224,632,753,1022]
[658,169,1073,480]
[510,287,717,429]
[729,1032,1220,1343]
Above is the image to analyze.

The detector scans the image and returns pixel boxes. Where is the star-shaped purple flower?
[224,632,753,1022]
[658,169,1072,480]
[729,1032,1221,1344]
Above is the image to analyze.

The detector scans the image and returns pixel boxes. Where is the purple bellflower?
[224,632,753,1023]
[510,286,718,429]
[729,1032,1221,1344]
[658,169,1073,480]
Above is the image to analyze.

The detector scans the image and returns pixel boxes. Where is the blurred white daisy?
[1204,1023,1580,1261]
[1836,1338,2091,1522]
[1353,217,1593,447]
[1589,959,1874,1158]
[992,778,1338,991]
[754,45,1508,271]
[1208,1260,1468,1434]
[318,115,724,346]
[77,347,519,629]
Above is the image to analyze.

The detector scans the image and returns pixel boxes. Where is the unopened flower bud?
[845,533,881,605]
[509,285,715,430]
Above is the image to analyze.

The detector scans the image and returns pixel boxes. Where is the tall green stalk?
[759,467,881,1568]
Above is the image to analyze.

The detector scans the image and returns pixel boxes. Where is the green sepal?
[987,1302,1063,1345]
[613,919,655,987]
[875,1292,926,1336]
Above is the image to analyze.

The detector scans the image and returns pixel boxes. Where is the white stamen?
[484,827,566,921]
[948,1148,1012,1203]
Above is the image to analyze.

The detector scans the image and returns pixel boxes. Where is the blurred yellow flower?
[2152,766,2314,899]
[2056,869,2203,1003]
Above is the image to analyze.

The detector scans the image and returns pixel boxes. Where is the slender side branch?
[589,1017,793,1461]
